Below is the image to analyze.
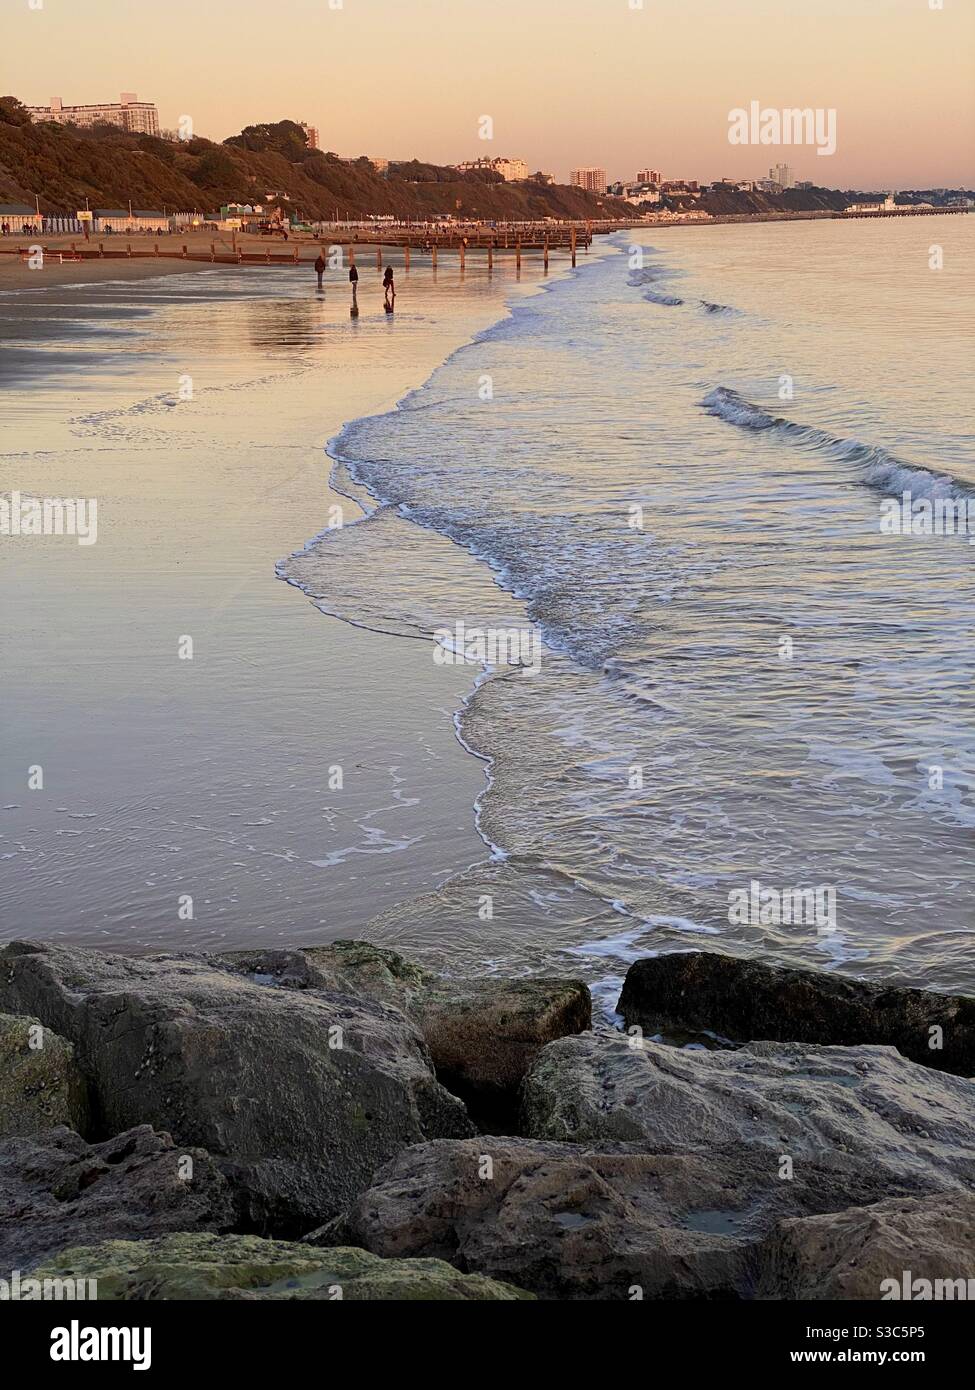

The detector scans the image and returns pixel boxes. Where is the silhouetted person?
[383,265,395,310]
[314,252,326,290]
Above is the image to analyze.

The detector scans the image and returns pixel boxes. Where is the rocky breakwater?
[0,938,587,1299]
[314,951,975,1300]
[3,940,973,1300]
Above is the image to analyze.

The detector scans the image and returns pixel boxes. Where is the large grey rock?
[522,1034,975,1196]
[222,942,591,1126]
[618,952,975,1076]
[0,1013,88,1139]
[0,1124,235,1271]
[0,941,473,1234]
[307,1137,775,1299]
[33,1232,533,1300]
[756,1193,975,1300]
[218,941,433,1011]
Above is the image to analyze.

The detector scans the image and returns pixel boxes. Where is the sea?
[3,218,973,1010]
[282,217,975,1002]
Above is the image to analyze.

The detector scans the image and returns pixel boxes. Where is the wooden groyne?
[0,223,615,271]
[1,205,964,273]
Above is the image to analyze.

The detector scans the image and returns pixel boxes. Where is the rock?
[0,1013,88,1139]
[307,1136,774,1299]
[224,942,591,1129]
[219,940,433,1011]
[33,1232,534,1300]
[0,1125,235,1271]
[320,1038,975,1300]
[413,979,591,1128]
[522,1034,975,1197]
[618,952,975,1076]
[0,941,473,1234]
[756,1193,975,1300]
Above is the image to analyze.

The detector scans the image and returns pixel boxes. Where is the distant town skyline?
[8,0,974,188]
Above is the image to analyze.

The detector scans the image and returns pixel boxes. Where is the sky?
[5,0,974,188]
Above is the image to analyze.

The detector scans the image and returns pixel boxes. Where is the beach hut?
[0,203,42,234]
[93,209,169,234]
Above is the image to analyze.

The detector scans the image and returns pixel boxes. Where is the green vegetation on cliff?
[0,101,633,221]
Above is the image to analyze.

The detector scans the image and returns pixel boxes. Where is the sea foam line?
[701,385,974,503]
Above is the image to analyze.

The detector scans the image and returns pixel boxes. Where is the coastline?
[1,250,577,948]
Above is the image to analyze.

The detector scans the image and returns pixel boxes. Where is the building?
[622,183,661,205]
[570,167,607,194]
[369,157,390,176]
[92,208,168,232]
[0,203,41,232]
[843,195,897,215]
[769,163,794,190]
[300,123,320,150]
[456,156,529,182]
[27,93,160,137]
[637,168,662,185]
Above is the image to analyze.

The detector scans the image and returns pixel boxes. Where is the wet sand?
[0,253,560,948]
[0,250,222,290]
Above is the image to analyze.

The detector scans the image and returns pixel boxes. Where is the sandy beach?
[0,248,567,948]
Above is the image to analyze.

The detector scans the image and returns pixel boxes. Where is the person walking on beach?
[383,264,395,311]
[314,251,326,291]
[349,262,359,316]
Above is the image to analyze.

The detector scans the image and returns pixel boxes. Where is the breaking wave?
[701,386,974,502]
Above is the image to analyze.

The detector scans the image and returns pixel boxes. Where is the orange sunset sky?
[6,0,974,187]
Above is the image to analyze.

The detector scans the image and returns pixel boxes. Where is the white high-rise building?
[570,167,607,194]
[769,163,794,189]
[27,93,160,137]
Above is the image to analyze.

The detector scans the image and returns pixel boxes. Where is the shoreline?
[1,250,573,949]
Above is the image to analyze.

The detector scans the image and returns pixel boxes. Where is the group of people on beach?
[313,254,395,315]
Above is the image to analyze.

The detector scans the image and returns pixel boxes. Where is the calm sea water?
[284,218,975,997]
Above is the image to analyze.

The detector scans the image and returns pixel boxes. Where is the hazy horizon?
[6,0,974,188]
